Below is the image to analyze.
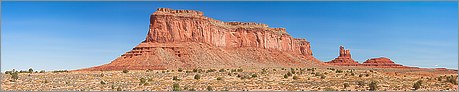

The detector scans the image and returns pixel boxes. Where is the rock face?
[361,57,407,68]
[79,8,321,71]
[325,46,359,66]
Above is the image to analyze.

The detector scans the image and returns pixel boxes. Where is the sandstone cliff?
[79,8,321,71]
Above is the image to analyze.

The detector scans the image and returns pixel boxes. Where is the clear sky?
[2,2,457,71]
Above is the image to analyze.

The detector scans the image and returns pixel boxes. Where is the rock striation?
[79,8,321,71]
[325,46,360,66]
[361,57,408,68]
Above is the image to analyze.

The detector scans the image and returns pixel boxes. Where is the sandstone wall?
[144,8,313,58]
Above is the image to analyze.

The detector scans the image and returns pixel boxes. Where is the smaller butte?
[326,46,413,68]
[325,46,360,66]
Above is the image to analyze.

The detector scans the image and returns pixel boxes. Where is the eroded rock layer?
[79,8,321,71]
[361,57,409,68]
[325,46,360,66]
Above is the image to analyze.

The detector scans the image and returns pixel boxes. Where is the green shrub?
[116,87,122,91]
[194,74,201,80]
[413,80,422,90]
[320,75,326,79]
[100,81,106,84]
[219,69,226,72]
[173,76,180,81]
[193,69,198,72]
[344,83,350,88]
[335,70,343,73]
[293,76,299,80]
[11,72,19,81]
[178,68,183,72]
[139,78,146,84]
[369,81,378,91]
[28,68,34,73]
[251,74,258,78]
[357,81,365,87]
[52,70,68,73]
[446,75,458,85]
[284,74,288,79]
[287,72,292,76]
[207,86,213,91]
[237,69,243,72]
[217,77,222,80]
[172,83,181,91]
[122,69,129,73]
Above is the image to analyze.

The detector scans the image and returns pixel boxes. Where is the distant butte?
[325,46,414,68]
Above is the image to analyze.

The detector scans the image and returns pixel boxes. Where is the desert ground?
[2,67,457,91]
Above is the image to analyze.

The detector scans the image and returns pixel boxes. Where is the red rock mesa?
[325,46,360,66]
[361,57,410,68]
[79,8,321,71]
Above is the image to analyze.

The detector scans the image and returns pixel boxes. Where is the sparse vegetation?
[122,69,129,73]
[172,83,180,91]
[28,68,34,73]
[194,74,201,80]
[219,69,226,72]
[173,76,180,81]
[52,70,68,73]
[413,80,422,90]
[139,78,147,85]
[237,68,243,72]
[207,86,213,91]
[11,72,19,81]
[293,76,299,80]
[446,75,458,85]
[251,74,258,78]
[344,83,350,88]
[369,81,378,91]
[116,87,122,91]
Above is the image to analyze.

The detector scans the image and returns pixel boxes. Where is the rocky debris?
[79,8,320,71]
[325,46,359,66]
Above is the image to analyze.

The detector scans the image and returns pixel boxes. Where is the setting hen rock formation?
[325,46,360,66]
[79,8,321,71]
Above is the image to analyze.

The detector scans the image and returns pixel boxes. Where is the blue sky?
[2,2,457,71]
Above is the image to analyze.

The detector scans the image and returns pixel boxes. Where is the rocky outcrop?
[325,46,413,68]
[361,57,409,68]
[79,8,321,71]
[325,46,359,66]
